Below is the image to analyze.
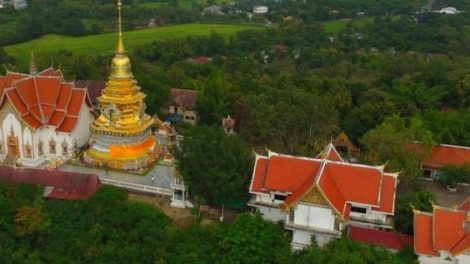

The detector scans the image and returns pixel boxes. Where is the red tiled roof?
[0,166,100,200]
[372,174,397,214]
[250,156,269,193]
[319,162,382,214]
[0,69,93,132]
[250,146,395,217]
[433,208,466,251]
[263,155,322,193]
[423,144,470,169]
[349,226,413,251]
[414,206,470,257]
[414,212,439,256]
[170,88,198,110]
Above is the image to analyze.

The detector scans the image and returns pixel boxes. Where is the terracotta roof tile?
[451,234,470,255]
[414,212,439,256]
[250,156,269,193]
[0,69,92,131]
[372,174,397,214]
[320,162,381,209]
[434,208,466,251]
[263,155,322,192]
[349,226,413,251]
[423,144,470,169]
[57,116,78,133]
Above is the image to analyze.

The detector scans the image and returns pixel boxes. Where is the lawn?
[4,23,262,64]
[323,16,374,33]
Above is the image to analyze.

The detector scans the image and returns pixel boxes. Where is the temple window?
[49,139,56,154]
[62,141,69,155]
[38,141,43,155]
[351,206,367,214]
[24,143,32,158]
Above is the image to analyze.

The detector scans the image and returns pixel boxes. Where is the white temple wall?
[257,206,286,222]
[293,203,335,231]
[71,102,94,147]
[3,113,23,158]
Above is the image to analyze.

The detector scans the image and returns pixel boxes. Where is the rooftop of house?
[422,144,470,169]
[170,88,198,110]
[0,68,93,132]
[0,166,100,200]
[250,143,398,219]
[414,201,470,257]
[348,226,413,251]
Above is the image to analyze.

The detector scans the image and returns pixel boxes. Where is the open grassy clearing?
[323,16,374,33]
[4,23,262,63]
[135,0,233,10]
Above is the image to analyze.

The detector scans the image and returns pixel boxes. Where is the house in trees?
[414,199,470,264]
[0,67,94,167]
[421,144,470,180]
[164,88,198,125]
[248,143,398,249]
[332,132,360,160]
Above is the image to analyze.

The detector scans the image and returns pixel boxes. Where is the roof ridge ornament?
[29,52,38,76]
[116,0,125,54]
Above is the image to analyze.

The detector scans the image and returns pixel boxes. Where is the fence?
[99,177,172,196]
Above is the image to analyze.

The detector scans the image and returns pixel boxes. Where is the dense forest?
[0,181,416,263]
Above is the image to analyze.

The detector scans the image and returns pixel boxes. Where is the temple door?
[7,134,19,156]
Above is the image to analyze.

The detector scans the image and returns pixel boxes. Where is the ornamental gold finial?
[117,0,125,53]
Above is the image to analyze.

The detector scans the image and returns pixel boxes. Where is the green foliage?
[394,190,435,235]
[440,164,470,186]
[174,125,252,204]
[218,213,291,263]
[293,237,417,264]
[361,115,435,188]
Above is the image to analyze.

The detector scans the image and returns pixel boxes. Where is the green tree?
[361,115,435,188]
[218,213,291,264]
[174,125,252,204]
[394,190,435,235]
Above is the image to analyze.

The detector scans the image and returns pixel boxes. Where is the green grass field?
[4,23,262,64]
[135,0,232,10]
[323,16,374,33]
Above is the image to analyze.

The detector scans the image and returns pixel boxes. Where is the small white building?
[436,7,460,15]
[414,200,470,264]
[253,5,268,14]
[248,144,398,249]
[12,0,27,10]
[0,68,95,167]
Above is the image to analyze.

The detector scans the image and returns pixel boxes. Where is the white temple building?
[0,67,94,167]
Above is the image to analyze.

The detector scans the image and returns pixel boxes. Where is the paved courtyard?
[421,179,470,207]
[58,162,175,190]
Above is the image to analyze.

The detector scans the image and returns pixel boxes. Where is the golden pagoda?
[84,0,157,171]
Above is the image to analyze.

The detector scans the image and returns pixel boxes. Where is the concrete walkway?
[58,162,175,191]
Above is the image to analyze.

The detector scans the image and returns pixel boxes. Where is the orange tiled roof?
[372,174,397,214]
[414,205,470,257]
[414,212,439,256]
[423,144,470,169]
[250,144,396,217]
[263,155,322,193]
[0,69,93,132]
[434,208,467,251]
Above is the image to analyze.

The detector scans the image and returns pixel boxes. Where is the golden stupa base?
[83,148,158,173]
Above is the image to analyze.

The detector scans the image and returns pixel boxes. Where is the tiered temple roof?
[0,68,93,132]
[250,144,398,219]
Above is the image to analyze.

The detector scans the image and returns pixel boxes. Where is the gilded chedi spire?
[111,0,132,79]
[84,0,157,172]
